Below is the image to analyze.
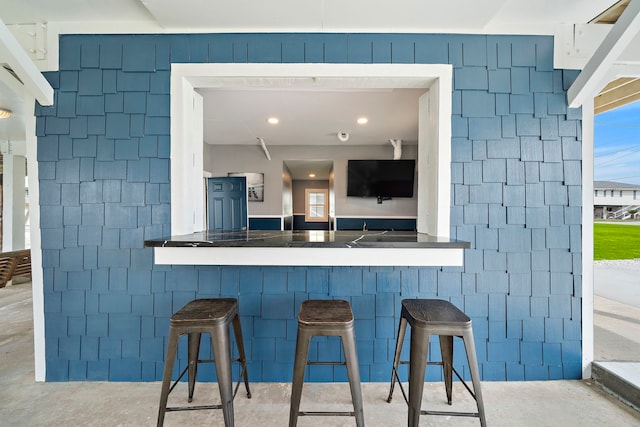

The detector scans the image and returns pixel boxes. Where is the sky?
[594,100,640,185]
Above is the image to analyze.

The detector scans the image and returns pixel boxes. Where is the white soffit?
[0,0,154,23]
[0,0,624,36]
[141,0,503,32]
[139,0,608,34]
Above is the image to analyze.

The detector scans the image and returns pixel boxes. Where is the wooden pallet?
[0,249,31,288]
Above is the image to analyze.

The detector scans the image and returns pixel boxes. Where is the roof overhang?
[569,0,640,109]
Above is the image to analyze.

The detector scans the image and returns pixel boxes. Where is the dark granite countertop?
[144,230,470,249]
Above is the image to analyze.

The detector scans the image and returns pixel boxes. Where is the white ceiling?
[0,0,154,24]
[200,88,425,147]
[284,159,334,181]
[0,1,616,33]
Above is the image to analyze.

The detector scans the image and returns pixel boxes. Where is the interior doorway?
[284,159,334,231]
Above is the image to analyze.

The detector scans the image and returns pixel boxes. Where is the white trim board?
[154,246,464,267]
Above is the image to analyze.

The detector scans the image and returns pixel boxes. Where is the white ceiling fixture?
[0,108,11,119]
[337,132,349,142]
[389,139,402,160]
[257,137,271,160]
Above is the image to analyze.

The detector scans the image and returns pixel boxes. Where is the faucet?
[363,222,367,231]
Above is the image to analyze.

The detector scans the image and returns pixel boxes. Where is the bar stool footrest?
[299,411,356,417]
[166,404,224,412]
[307,361,346,366]
[422,410,480,418]
[166,357,251,410]
[389,364,478,406]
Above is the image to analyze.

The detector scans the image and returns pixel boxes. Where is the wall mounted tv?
[347,159,415,201]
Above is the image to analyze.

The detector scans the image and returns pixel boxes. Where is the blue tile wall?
[37,33,581,382]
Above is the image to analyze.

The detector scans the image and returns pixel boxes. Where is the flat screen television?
[347,159,415,199]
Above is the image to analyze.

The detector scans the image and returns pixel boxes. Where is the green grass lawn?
[594,223,640,260]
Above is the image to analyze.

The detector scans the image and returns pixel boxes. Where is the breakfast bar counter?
[144,230,470,267]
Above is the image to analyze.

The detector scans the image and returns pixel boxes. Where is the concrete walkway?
[595,259,640,310]
[594,295,640,362]
[592,260,640,409]
[2,282,640,426]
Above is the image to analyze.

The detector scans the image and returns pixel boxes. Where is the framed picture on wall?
[229,172,265,202]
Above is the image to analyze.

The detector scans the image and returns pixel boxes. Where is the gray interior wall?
[206,144,418,217]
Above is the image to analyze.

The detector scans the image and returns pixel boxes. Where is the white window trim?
[170,63,453,239]
[305,188,328,222]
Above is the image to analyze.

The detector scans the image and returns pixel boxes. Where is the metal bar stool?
[157,298,251,427]
[289,299,365,427]
[387,299,486,427]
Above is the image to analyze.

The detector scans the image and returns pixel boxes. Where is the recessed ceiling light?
[0,108,12,119]
[356,117,368,125]
[308,173,316,178]
[267,117,279,125]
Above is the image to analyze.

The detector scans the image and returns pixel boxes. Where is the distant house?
[594,181,640,219]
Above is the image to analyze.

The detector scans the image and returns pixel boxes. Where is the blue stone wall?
[36,33,582,382]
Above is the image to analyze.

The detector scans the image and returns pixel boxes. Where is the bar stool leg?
[211,324,234,427]
[341,328,365,427]
[157,327,180,427]
[408,327,430,427]
[187,332,201,402]
[289,328,312,427]
[463,328,487,427]
[231,314,252,398]
[387,316,408,403]
[438,335,454,405]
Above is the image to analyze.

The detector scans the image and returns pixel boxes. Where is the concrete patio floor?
[2,282,640,426]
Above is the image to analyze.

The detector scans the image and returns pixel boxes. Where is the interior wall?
[206,144,418,217]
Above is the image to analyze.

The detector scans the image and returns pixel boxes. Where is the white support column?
[24,104,46,381]
[581,98,595,379]
[2,150,26,251]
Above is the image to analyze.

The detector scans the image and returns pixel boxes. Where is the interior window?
[305,189,328,222]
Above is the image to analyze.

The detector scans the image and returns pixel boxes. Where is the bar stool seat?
[387,299,486,427]
[289,299,365,427]
[157,298,251,427]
